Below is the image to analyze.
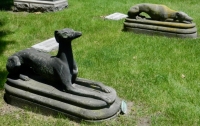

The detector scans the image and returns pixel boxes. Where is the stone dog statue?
[128,3,193,23]
[6,28,112,104]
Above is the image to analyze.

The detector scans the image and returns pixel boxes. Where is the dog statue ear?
[54,30,60,43]
[175,12,180,19]
[55,29,72,42]
[12,56,21,66]
[6,56,21,73]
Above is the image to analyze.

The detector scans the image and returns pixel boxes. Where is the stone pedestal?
[14,0,68,12]
[4,75,122,121]
[123,18,197,39]
[4,28,126,121]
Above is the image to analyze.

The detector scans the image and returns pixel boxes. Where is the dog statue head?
[6,56,21,74]
[54,28,82,43]
[176,11,193,23]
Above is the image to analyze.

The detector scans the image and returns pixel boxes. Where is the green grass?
[0,0,200,125]
[0,0,13,10]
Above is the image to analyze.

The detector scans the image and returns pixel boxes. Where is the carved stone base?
[123,18,197,39]
[14,0,68,12]
[4,74,123,121]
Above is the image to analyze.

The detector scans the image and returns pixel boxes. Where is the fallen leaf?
[34,12,42,14]
[181,74,185,78]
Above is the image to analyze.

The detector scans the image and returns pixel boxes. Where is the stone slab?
[14,0,68,12]
[31,37,58,52]
[105,12,128,20]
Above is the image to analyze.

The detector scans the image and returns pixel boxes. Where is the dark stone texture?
[4,28,123,121]
[4,76,121,121]
[6,28,115,104]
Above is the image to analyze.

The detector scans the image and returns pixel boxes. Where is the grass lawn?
[0,0,13,10]
[0,0,200,125]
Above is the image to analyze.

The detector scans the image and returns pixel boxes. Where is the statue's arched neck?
[56,41,74,70]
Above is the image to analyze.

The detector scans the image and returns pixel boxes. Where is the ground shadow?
[0,36,16,54]
[0,19,16,54]
[0,69,8,89]
[0,19,16,89]
[0,0,14,10]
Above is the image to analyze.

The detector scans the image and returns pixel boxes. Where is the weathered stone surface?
[125,3,197,38]
[32,37,58,52]
[4,76,121,121]
[4,28,124,121]
[125,18,196,28]
[127,3,193,23]
[125,27,197,38]
[6,28,115,104]
[123,18,197,38]
[14,0,68,12]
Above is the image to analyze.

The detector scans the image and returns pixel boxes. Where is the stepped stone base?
[4,74,122,121]
[14,0,68,12]
[123,18,197,39]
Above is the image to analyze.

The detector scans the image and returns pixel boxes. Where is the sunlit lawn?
[0,0,200,125]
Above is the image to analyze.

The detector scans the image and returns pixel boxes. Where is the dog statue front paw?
[100,86,111,93]
[19,74,30,81]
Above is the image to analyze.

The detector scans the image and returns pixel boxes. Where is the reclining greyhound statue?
[128,3,193,23]
[6,28,113,104]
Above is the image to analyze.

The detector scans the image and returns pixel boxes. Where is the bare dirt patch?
[137,117,151,126]
[0,90,22,115]
[0,91,150,126]
[125,101,151,126]
[0,103,21,115]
